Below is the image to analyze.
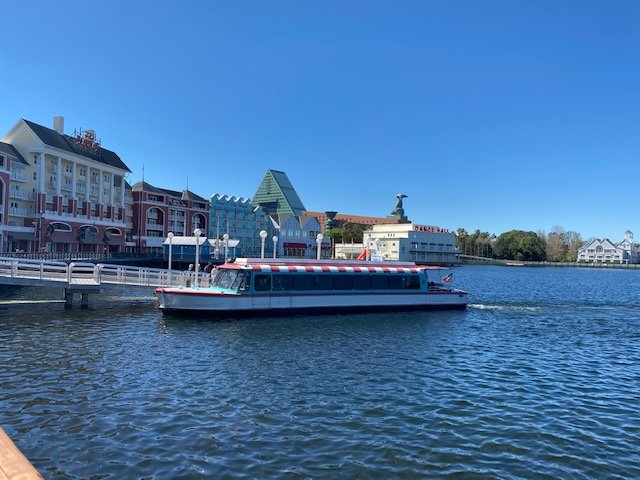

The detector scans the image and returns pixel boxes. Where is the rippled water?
[1,266,639,479]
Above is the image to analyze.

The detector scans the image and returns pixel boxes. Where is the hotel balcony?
[9,190,34,201]
[146,223,164,231]
[8,207,30,217]
[10,171,27,182]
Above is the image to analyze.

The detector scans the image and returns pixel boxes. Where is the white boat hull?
[155,288,468,315]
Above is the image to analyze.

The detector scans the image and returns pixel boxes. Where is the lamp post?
[194,228,201,287]
[272,235,278,258]
[223,233,229,262]
[167,232,174,278]
[316,233,324,260]
[259,230,268,258]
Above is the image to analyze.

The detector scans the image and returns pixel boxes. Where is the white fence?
[0,256,211,289]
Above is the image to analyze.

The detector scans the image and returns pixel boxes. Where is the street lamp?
[223,233,229,262]
[194,228,201,287]
[316,233,324,260]
[259,230,268,258]
[167,232,174,282]
[272,235,278,258]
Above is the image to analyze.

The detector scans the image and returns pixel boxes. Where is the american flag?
[441,273,453,283]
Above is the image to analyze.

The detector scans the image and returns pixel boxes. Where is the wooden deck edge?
[0,428,43,480]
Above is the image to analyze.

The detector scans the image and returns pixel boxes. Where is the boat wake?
[469,303,541,312]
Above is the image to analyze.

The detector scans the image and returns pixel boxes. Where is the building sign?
[413,224,449,234]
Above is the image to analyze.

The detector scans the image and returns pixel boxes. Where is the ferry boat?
[154,258,468,315]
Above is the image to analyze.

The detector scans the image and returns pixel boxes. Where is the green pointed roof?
[252,169,306,216]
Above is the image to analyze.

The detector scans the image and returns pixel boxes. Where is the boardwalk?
[0,257,207,307]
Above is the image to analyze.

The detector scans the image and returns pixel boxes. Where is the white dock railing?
[0,256,211,289]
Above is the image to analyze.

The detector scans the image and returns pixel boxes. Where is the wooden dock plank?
[0,428,43,480]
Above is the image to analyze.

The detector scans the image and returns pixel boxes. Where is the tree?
[546,226,568,262]
[325,224,365,244]
[564,230,583,262]
[494,230,547,261]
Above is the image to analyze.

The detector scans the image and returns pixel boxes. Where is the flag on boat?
[442,273,453,283]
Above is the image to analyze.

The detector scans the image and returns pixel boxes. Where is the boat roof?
[221,258,421,273]
[234,257,417,268]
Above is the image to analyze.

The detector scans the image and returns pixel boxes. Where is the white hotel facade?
[0,116,133,253]
[362,223,461,265]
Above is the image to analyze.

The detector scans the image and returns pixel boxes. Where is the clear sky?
[1,0,638,240]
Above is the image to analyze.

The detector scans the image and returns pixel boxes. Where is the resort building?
[252,169,306,216]
[270,213,330,258]
[0,116,132,254]
[577,231,640,264]
[363,223,460,265]
[303,211,402,232]
[208,194,271,258]
[131,181,209,253]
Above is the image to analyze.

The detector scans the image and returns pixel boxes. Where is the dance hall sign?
[413,224,449,234]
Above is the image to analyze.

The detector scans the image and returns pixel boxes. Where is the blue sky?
[1,0,638,240]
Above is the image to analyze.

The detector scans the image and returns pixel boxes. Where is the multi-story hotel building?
[132,181,209,253]
[303,211,402,232]
[208,194,271,258]
[577,231,639,264]
[1,116,132,254]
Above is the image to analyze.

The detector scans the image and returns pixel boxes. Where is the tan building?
[363,223,460,265]
[303,211,402,232]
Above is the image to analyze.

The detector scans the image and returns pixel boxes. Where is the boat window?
[254,274,271,291]
[404,275,420,290]
[352,275,371,290]
[272,274,292,291]
[371,275,388,290]
[293,275,314,290]
[212,268,239,289]
[315,275,333,290]
[333,275,353,290]
[388,275,404,290]
[231,271,250,291]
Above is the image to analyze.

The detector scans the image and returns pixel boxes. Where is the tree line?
[456,226,584,262]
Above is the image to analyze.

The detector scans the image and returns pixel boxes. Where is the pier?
[0,256,204,308]
[0,427,42,480]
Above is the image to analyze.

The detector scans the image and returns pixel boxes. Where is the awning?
[283,242,308,249]
[6,232,37,241]
[47,232,76,243]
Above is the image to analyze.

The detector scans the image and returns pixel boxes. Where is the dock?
[0,256,207,307]
[0,427,42,480]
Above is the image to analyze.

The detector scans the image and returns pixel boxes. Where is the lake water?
[1,265,639,479]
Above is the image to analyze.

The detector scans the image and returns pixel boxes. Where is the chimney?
[53,116,64,134]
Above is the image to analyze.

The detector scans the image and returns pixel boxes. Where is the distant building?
[208,194,271,258]
[303,211,402,232]
[363,223,460,265]
[577,231,639,263]
[131,181,209,253]
[252,169,306,216]
[270,213,330,258]
[1,116,132,254]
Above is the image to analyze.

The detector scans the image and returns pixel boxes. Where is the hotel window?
[0,155,4,167]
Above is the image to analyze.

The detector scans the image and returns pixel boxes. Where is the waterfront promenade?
[462,254,640,268]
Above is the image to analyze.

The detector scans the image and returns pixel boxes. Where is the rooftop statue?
[389,194,409,222]
[391,194,407,216]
